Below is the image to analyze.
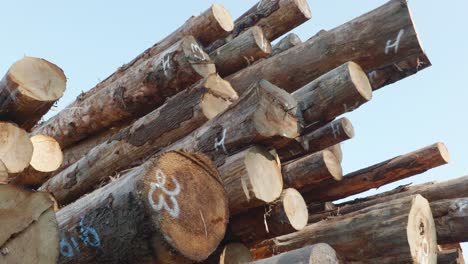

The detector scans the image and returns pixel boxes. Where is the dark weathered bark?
[0,57,66,131]
[229,188,308,245]
[277,117,354,162]
[250,244,339,264]
[431,198,468,244]
[39,75,237,205]
[0,122,33,174]
[270,33,302,57]
[33,36,215,149]
[301,142,450,203]
[210,26,271,77]
[57,151,228,264]
[0,185,58,264]
[437,248,465,264]
[206,0,311,53]
[252,195,437,264]
[227,0,429,95]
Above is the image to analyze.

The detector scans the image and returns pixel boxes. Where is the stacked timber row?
[2,0,465,263]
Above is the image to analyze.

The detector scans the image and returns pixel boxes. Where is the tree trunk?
[0,185,58,264]
[270,33,302,57]
[219,146,283,215]
[227,0,428,95]
[437,248,465,264]
[206,0,311,53]
[0,57,66,131]
[33,36,215,149]
[277,117,354,162]
[229,188,308,245]
[203,243,253,264]
[282,150,342,190]
[210,26,271,77]
[39,74,237,205]
[252,195,437,264]
[301,142,450,203]
[56,151,228,264]
[0,122,33,174]
[250,244,339,264]
[431,198,468,244]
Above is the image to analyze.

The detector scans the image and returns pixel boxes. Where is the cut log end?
[212,3,234,32]
[142,151,228,261]
[407,195,438,264]
[0,122,33,173]
[252,27,272,54]
[308,243,340,264]
[294,0,312,20]
[282,188,308,230]
[219,243,253,264]
[9,56,66,101]
[201,74,238,119]
[340,117,355,139]
[245,146,283,204]
[181,37,216,78]
[436,142,450,164]
[347,61,372,101]
[322,150,343,181]
[30,135,63,172]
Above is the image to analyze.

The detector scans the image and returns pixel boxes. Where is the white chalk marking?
[214,128,228,154]
[244,56,255,66]
[368,70,378,81]
[331,122,340,139]
[385,29,405,54]
[191,43,206,61]
[148,169,181,218]
[161,54,171,77]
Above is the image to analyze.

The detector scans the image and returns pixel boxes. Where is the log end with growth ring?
[338,117,355,139]
[0,122,33,173]
[219,243,253,264]
[141,151,229,262]
[201,74,239,119]
[211,4,234,33]
[308,243,340,264]
[30,135,63,173]
[282,188,308,231]
[407,195,438,264]
[322,149,343,181]
[347,61,373,102]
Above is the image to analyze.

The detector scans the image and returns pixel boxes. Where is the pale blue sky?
[1,0,467,258]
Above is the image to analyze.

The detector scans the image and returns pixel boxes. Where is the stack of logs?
[1,0,466,263]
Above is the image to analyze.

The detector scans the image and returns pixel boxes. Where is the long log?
[0,57,66,130]
[252,195,437,264]
[39,74,237,205]
[282,150,342,190]
[437,248,465,264]
[301,142,450,203]
[57,151,228,264]
[431,198,468,244]
[206,0,311,53]
[277,117,354,162]
[219,146,283,215]
[0,122,33,173]
[0,185,58,263]
[210,26,271,77]
[250,243,339,264]
[33,36,215,149]
[229,188,308,245]
[270,33,302,57]
[227,0,428,95]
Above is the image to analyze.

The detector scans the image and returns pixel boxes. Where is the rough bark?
[282,150,342,190]
[39,74,237,205]
[252,195,437,264]
[277,117,354,162]
[227,0,429,95]
[219,146,283,215]
[270,33,302,57]
[0,185,58,264]
[206,0,311,53]
[0,57,66,130]
[437,248,465,264]
[210,26,271,77]
[0,122,33,173]
[301,142,450,203]
[57,151,228,264]
[430,198,468,244]
[250,244,339,264]
[33,36,215,149]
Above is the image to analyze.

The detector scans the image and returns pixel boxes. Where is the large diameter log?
[250,243,339,264]
[39,74,237,205]
[437,248,465,264]
[57,151,228,264]
[0,57,66,130]
[210,26,271,77]
[431,198,468,244]
[206,0,311,53]
[277,117,354,162]
[252,195,437,264]
[227,0,428,95]
[0,185,58,263]
[270,33,302,57]
[282,150,342,190]
[219,146,283,215]
[33,36,215,149]
[302,142,450,203]
[0,122,33,173]
[230,188,308,245]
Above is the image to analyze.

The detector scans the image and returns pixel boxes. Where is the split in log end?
[30,134,63,173]
[201,74,239,119]
[211,3,234,32]
[347,61,372,101]
[282,188,308,230]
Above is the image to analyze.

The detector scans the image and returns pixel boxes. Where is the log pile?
[2,0,467,263]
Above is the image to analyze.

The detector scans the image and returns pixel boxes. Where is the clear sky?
[1,0,467,258]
